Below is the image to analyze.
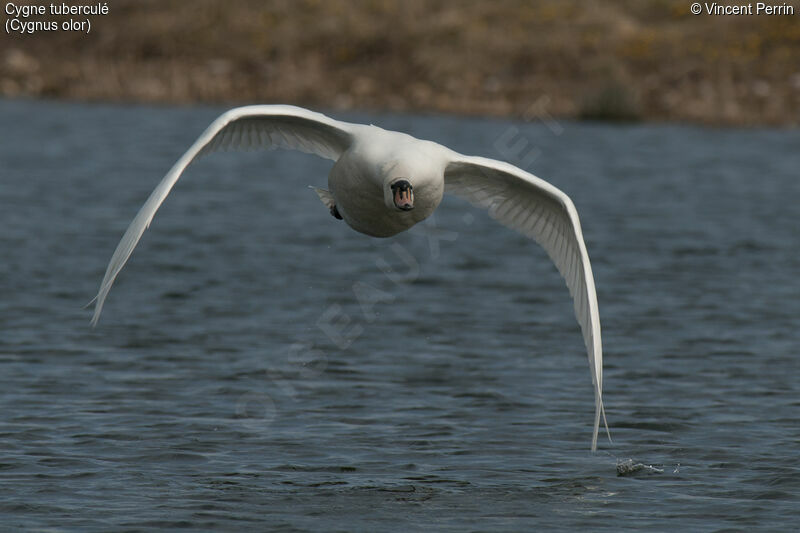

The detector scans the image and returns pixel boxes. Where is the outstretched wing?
[444,154,610,451]
[91,105,355,326]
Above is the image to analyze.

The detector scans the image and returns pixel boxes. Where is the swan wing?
[91,105,354,325]
[444,154,610,451]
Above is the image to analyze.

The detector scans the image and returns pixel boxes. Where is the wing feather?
[90,105,354,326]
[444,154,610,451]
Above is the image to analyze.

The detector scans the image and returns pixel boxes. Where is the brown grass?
[2,0,799,125]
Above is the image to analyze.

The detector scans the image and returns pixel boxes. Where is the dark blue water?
[2,99,799,531]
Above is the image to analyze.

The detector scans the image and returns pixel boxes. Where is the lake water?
[1,99,799,531]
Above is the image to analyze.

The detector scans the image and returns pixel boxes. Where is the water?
[1,99,799,531]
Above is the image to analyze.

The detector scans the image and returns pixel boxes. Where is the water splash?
[616,458,665,476]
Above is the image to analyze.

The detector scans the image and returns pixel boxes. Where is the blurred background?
[2,0,799,126]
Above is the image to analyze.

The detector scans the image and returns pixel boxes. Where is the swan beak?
[391,180,414,211]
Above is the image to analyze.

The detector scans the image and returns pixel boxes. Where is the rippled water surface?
[2,99,799,531]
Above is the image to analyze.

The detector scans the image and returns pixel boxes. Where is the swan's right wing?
[90,105,355,326]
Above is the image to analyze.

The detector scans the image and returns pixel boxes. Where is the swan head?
[388,179,414,211]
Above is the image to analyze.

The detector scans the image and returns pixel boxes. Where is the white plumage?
[91,105,611,451]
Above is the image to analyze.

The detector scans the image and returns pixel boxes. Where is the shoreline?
[6,93,797,132]
[2,0,798,127]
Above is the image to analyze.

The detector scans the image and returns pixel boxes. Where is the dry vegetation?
[2,0,799,125]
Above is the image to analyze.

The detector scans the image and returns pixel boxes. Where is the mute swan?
[90,105,611,450]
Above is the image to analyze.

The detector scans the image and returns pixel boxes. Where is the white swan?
[91,105,611,451]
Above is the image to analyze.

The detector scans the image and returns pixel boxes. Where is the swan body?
[327,125,447,237]
[91,105,611,451]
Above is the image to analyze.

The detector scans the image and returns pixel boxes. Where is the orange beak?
[391,180,414,211]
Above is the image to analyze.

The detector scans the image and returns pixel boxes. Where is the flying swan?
[90,105,611,451]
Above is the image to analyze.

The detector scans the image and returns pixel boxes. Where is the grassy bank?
[2,0,799,125]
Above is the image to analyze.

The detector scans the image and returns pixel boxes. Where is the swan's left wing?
[444,154,610,451]
[90,105,355,326]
